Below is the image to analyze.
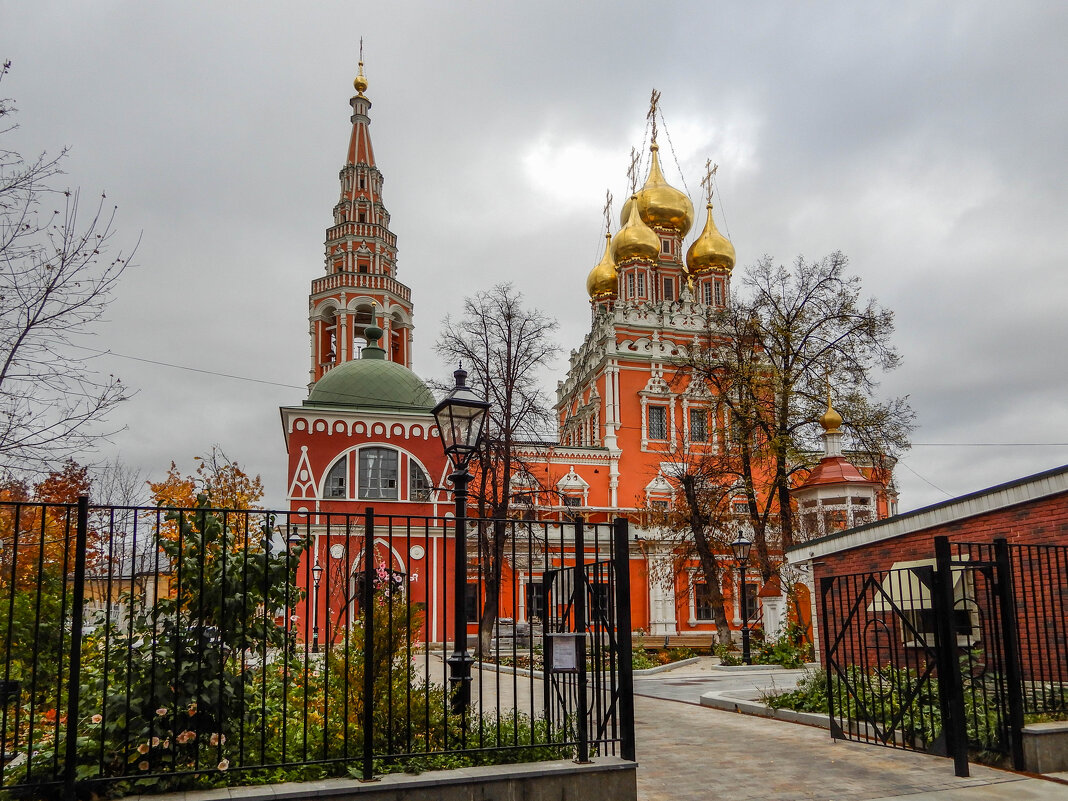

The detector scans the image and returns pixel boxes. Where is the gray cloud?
[3,1,1066,509]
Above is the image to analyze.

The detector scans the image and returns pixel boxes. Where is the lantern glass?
[731,532,753,564]
[433,367,490,469]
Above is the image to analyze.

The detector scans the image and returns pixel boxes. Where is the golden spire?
[612,193,660,264]
[819,384,843,433]
[687,160,734,276]
[686,203,735,276]
[587,233,618,301]
[620,142,694,236]
[354,38,368,95]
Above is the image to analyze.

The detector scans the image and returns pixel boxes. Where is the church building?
[280,64,895,645]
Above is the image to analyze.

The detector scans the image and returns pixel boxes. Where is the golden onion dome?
[620,143,694,236]
[354,61,368,94]
[612,194,660,263]
[819,392,843,433]
[586,233,618,300]
[686,203,736,276]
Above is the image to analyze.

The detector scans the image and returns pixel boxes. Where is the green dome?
[306,358,436,411]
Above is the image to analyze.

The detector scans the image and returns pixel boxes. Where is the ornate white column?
[648,549,678,636]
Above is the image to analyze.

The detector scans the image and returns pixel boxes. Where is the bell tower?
[309,58,415,386]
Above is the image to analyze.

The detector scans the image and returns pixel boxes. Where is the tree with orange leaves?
[148,447,263,511]
[147,447,264,548]
[0,460,99,588]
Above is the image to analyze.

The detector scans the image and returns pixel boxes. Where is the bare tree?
[0,61,136,473]
[681,252,913,560]
[435,283,559,654]
[645,447,738,646]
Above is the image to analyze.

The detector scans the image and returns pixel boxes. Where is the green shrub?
[630,632,657,670]
[762,668,828,713]
[752,622,813,669]
[713,641,742,667]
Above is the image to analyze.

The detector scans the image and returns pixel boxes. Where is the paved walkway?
[633,659,1068,801]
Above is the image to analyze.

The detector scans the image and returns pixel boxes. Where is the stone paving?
[633,659,1068,801]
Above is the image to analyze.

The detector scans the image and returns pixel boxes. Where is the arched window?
[359,447,398,500]
[325,456,347,498]
[409,461,432,501]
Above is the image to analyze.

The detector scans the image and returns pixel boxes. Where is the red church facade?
[281,64,898,646]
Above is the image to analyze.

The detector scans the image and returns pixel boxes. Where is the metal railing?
[0,499,634,799]
[821,536,1068,776]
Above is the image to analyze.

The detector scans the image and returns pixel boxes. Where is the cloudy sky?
[4,1,1067,511]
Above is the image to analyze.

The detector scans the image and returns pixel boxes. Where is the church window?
[661,238,671,255]
[525,583,546,622]
[325,457,347,498]
[648,405,667,440]
[358,260,369,273]
[663,278,674,301]
[358,447,398,500]
[714,280,724,306]
[627,273,635,299]
[702,281,713,306]
[358,174,366,189]
[695,583,714,620]
[688,408,708,442]
[358,210,367,223]
[562,495,582,508]
[409,461,432,501]
[742,584,759,621]
[637,272,645,296]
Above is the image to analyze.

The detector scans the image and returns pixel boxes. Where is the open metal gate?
[541,518,635,762]
[820,536,1026,776]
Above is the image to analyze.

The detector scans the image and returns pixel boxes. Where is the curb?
[711,661,818,673]
[633,657,703,676]
[699,690,829,730]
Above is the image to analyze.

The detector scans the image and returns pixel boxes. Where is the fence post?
[361,508,376,782]
[573,518,589,763]
[933,536,969,777]
[612,518,635,762]
[541,568,555,735]
[818,576,843,741]
[993,538,1026,771]
[63,496,90,801]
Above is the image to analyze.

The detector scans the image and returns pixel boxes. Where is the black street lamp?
[731,531,753,665]
[311,559,323,654]
[433,365,490,715]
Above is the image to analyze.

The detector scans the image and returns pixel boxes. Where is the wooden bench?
[637,633,717,653]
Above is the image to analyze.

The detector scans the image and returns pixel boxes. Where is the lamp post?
[731,531,753,665]
[286,527,303,645]
[311,559,323,653]
[433,365,490,715]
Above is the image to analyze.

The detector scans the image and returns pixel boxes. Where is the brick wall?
[813,491,1068,580]
[813,491,1068,686]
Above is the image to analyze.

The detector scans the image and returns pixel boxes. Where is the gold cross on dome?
[627,147,640,195]
[602,189,613,235]
[359,36,364,63]
[700,159,718,205]
[647,89,661,143]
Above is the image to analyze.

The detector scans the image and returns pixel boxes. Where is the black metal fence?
[0,498,634,799]
[821,536,1068,776]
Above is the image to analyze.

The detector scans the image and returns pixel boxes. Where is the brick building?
[786,463,1068,664]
